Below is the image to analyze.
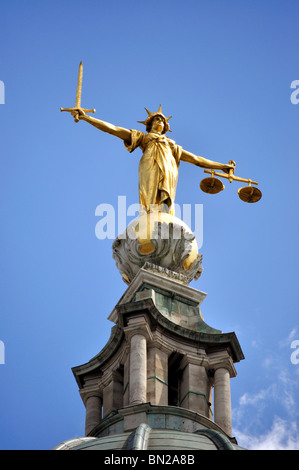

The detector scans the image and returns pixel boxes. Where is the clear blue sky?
[1,0,299,450]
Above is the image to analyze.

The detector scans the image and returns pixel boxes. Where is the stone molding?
[123,314,153,343]
[108,265,207,324]
[179,352,210,372]
[74,298,243,399]
[80,387,102,406]
[208,351,237,378]
[89,403,238,441]
[112,213,203,285]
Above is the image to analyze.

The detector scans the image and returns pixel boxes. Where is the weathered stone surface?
[71,267,244,444]
[112,212,203,285]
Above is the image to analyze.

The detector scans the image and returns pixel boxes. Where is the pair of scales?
[200,160,262,203]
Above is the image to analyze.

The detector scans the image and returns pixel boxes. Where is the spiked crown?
[137,105,172,134]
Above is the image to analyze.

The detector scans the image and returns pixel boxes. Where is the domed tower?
[57,93,257,451]
[54,212,245,451]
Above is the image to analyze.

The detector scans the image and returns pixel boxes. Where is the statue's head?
[137,105,172,134]
[148,115,166,134]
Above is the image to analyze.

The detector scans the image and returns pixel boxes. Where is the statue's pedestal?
[112,211,203,285]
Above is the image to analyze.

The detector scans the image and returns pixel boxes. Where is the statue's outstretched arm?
[75,110,131,143]
[181,149,233,173]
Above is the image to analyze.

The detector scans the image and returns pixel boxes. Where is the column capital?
[123,314,153,342]
[80,387,102,406]
[208,351,237,378]
[99,368,123,390]
[180,352,209,371]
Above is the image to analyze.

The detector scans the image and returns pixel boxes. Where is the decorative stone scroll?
[112,211,203,285]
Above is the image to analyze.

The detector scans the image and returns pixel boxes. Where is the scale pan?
[238,186,262,203]
[200,177,224,194]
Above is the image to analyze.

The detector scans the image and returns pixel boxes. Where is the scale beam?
[204,169,259,186]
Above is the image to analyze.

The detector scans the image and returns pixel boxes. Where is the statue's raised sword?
[60,61,95,122]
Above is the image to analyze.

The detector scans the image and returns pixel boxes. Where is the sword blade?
[75,61,83,108]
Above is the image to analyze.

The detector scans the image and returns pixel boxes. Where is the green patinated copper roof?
[136,284,222,334]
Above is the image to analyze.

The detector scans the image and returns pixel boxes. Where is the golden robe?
[124,130,182,213]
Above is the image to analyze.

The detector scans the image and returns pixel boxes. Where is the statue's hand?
[222,160,236,174]
[71,108,85,121]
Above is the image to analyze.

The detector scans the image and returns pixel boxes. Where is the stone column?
[214,367,232,436]
[130,333,147,404]
[124,314,152,406]
[85,395,102,436]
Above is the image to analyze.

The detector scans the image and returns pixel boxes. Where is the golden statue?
[61,63,261,284]
[75,105,234,214]
[61,63,261,209]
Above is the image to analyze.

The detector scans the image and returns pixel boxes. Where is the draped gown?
[124,129,182,214]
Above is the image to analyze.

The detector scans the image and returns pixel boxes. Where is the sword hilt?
[60,107,96,122]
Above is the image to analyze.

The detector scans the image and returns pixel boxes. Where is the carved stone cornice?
[108,265,207,325]
[208,351,237,378]
[79,386,102,406]
[179,352,209,371]
[117,298,244,364]
[123,314,153,342]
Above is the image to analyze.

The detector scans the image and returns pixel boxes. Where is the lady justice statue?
[61,63,236,284]
[71,105,233,216]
